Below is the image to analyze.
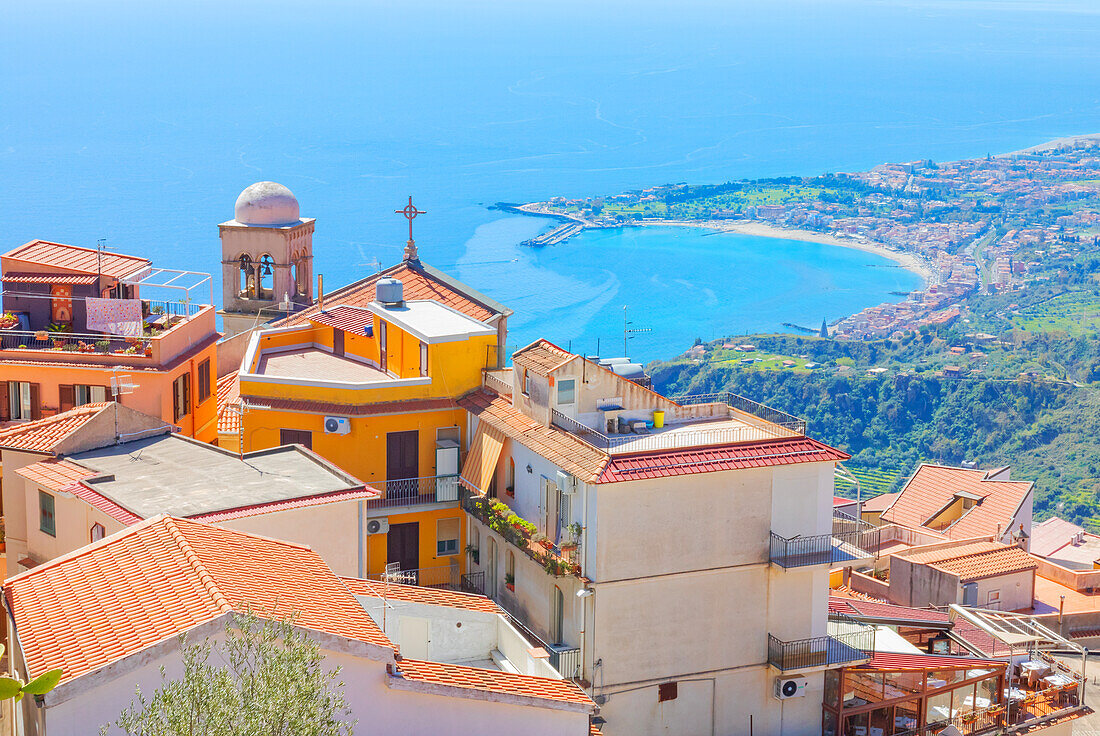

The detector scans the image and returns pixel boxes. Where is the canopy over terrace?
[123,267,214,312]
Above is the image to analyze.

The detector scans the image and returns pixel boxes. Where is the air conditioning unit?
[366,518,389,535]
[324,416,351,435]
[774,676,806,700]
[557,470,576,495]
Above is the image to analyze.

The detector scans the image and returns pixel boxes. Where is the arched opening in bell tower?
[238,254,255,299]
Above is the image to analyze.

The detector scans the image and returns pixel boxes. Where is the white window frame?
[557,379,576,405]
[9,381,31,420]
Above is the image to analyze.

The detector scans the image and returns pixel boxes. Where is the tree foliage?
[105,612,355,736]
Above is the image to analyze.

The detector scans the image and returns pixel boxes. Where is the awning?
[461,422,505,494]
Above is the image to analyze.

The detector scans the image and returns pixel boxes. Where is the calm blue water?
[3,0,1099,361]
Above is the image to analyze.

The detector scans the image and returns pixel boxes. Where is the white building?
[458,339,876,735]
[2,516,596,736]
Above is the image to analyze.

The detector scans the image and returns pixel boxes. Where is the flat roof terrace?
[256,347,392,384]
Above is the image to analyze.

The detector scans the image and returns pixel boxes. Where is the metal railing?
[460,571,485,595]
[365,475,460,509]
[770,511,879,569]
[502,610,581,680]
[767,626,874,671]
[369,564,460,590]
[0,329,152,354]
[673,391,807,434]
[893,703,1006,736]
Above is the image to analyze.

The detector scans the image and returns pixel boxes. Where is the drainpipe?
[358,501,365,578]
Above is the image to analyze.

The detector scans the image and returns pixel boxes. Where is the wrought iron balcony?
[365,474,460,509]
[767,623,874,672]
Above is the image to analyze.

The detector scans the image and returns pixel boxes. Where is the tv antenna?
[623,305,651,357]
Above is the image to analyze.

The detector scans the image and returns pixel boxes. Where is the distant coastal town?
[510,134,1100,342]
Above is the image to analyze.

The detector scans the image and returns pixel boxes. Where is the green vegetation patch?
[1012,292,1100,335]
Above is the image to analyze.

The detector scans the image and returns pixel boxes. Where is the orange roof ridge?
[394,658,595,710]
[164,517,232,613]
[0,402,112,453]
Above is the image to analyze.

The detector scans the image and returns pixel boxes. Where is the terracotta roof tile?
[458,390,608,483]
[15,458,96,494]
[2,272,100,285]
[340,577,504,615]
[282,261,505,327]
[598,436,849,483]
[243,396,457,417]
[2,240,150,280]
[830,596,950,624]
[4,516,392,685]
[512,339,574,375]
[903,541,1037,581]
[394,658,595,709]
[307,306,374,334]
[880,464,1032,539]
[1030,516,1086,558]
[0,403,111,453]
[216,371,241,435]
[861,491,900,513]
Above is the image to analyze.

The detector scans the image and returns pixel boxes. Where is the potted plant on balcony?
[0,312,18,330]
[533,533,554,551]
[464,543,479,565]
[504,573,515,592]
[47,322,71,348]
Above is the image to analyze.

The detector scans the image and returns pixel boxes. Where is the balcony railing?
[770,511,880,569]
[482,369,512,396]
[365,475,460,509]
[369,563,460,590]
[460,571,485,595]
[460,487,578,577]
[502,609,581,680]
[767,625,874,671]
[0,329,152,355]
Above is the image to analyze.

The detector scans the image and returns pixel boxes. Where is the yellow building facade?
[233,261,509,586]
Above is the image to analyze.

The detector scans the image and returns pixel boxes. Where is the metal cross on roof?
[395,196,426,261]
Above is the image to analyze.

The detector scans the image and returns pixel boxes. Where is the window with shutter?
[59,385,75,413]
[29,383,41,419]
[0,381,9,421]
[198,359,211,403]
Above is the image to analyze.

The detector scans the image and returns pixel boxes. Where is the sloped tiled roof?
[458,390,608,483]
[244,396,457,417]
[879,464,1033,539]
[216,371,241,435]
[2,240,150,280]
[902,541,1037,582]
[15,458,96,494]
[512,339,574,375]
[856,652,1006,671]
[340,577,504,615]
[2,271,99,285]
[861,491,900,513]
[0,403,111,453]
[4,516,392,685]
[598,436,849,483]
[830,596,951,625]
[394,659,594,710]
[307,305,375,334]
[1030,516,1085,558]
[282,260,506,327]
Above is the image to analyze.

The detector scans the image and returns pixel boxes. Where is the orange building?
[0,240,219,440]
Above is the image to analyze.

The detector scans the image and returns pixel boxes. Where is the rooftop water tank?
[376,278,404,306]
[611,363,646,379]
[599,357,631,367]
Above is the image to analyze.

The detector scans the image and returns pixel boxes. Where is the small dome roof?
[234,181,300,226]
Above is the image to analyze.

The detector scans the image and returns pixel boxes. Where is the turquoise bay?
[457,220,922,362]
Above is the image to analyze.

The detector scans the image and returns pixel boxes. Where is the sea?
[3,0,1100,362]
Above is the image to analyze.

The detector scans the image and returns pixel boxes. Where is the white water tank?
[377,278,404,305]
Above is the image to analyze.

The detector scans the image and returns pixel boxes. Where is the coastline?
[639,219,935,287]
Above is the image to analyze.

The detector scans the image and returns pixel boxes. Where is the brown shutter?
[0,382,9,421]
[172,377,180,422]
[59,385,75,413]
[29,383,41,420]
[184,373,191,415]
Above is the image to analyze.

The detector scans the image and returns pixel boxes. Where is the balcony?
[769,511,879,569]
[768,618,874,672]
[0,302,217,369]
[364,475,460,509]
[460,487,580,578]
[549,391,806,455]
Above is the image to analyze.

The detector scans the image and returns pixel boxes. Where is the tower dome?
[234,181,300,226]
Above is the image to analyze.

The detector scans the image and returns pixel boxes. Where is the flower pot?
[539,540,554,550]
[505,583,515,592]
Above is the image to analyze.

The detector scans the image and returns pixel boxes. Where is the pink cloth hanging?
[85,297,143,337]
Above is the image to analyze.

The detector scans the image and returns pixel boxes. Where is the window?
[557,379,576,405]
[4,381,39,421]
[506,550,515,580]
[419,341,428,377]
[279,428,313,450]
[39,491,55,537]
[198,359,212,403]
[986,589,1001,609]
[522,369,530,395]
[436,517,460,557]
[658,682,678,703]
[550,586,564,645]
[436,426,460,445]
[73,385,107,408]
[172,373,191,422]
[90,523,106,543]
[379,322,388,372]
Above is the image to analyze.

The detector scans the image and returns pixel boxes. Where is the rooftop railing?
[673,391,807,435]
[502,608,581,680]
[364,475,460,509]
[767,624,874,672]
[369,563,460,590]
[482,369,512,396]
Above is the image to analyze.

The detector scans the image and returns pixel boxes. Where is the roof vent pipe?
[377,278,404,307]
